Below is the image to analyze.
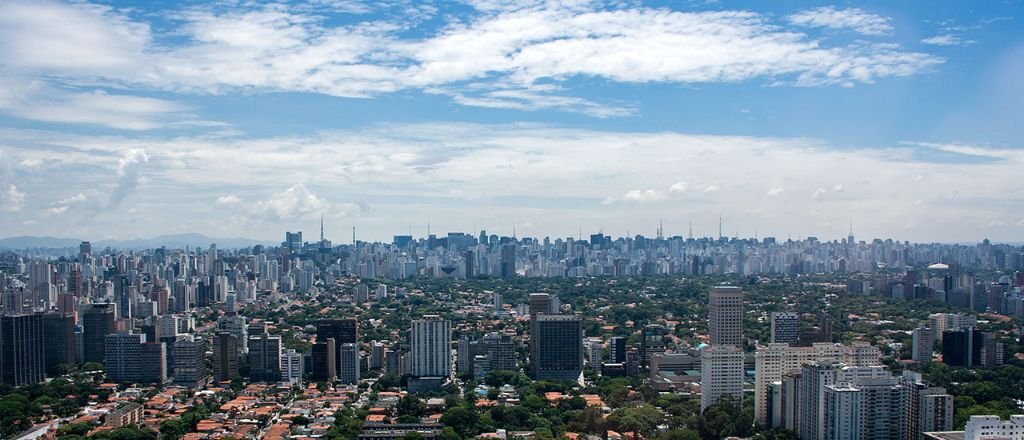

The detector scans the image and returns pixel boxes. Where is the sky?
[0,0,1022,243]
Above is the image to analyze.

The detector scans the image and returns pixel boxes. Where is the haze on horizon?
[0,0,1021,243]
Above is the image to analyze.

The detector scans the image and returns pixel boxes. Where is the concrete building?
[709,286,743,346]
[104,332,166,384]
[172,335,208,387]
[913,327,936,363]
[212,332,239,382]
[0,313,45,386]
[770,312,799,345]
[409,315,451,391]
[700,345,744,411]
[338,342,360,384]
[281,349,303,383]
[531,314,583,381]
[248,334,282,382]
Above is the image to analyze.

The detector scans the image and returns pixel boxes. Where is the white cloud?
[812,187,827,200]
[703,184,720,193]
[766,187,784,196]
[0,1,942,117]
[0,80,194,130]
[622,189,667,203]
[216,194,242,205]
[669,182,689,193]
[832,184,845,192]
[3,184,25,212]
[111,149,148,207]
[921,35,974,46]
[3,125,1022,242]
[788,6,893,36]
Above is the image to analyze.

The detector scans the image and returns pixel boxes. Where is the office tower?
[529,293,553,320]
[216,315,248,356]
[641,324,668,369]
[709,286,743,346]
[248,333,282,382]
[28,260,52,310]
[770,312,799,345]
[823,373,904,440]
[493,291,502,312]
[410,315,451,378]
[285,231,303,252]
[0,313,45,386]
[700,345,744,411]
[755,342,882,425]
[941,327,984,367]
[82,303,116,364]
[912,327,935,363]
[980,332,1005,368]
[587,339,603,369]
[104,332,166,384]
[172,335,208,387]
[212,332,240,382]
[338,343,360,384]
[483,332,516,372]
[281,349,303,383]
[113,275,131,320]
[609,336,626,363]
[531,314,583,381]
[500,243,516,278]
[456,338,476,376]
[41,312,76,376]
[79,241,91,262]
[311,338,337,382]
[370,341,385,370]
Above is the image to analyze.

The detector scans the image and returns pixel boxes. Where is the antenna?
[688,221,693,239]
[352,226,356,246]
[320,213,325,243]
[513,224,517,239]
[658,218,664,239]
[719,215,723,240]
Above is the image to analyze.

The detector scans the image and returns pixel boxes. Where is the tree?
[440,405,478,437]
[397,395,426,417]
[159,419,187,440]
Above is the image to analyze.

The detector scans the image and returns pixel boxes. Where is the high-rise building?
[483,332,515,372]
[311,338,336,382]
[641,324,668,369]
[531,314,583,381]
[709,286,743,346]
[317,318,359,372]
[212,332,239,382]
[608,336,626,363]
[756,342,883,426]
[248,334,282,382]
[216,315,248,356]
[41,312,75,376]
[338,343,360,384]
[928,313,976,344]
[82,303,116,364]
[770,312,799,345]
[912,327,935,363]
[962,415,1024,440]
[500,243,516,278]
[410,315,451,378]
[281,349,303,383]
[0,313,45,386]
[797,360,846,440]
[700,345,744,411]
[104,332,166,384]
[941,327,984,368]
[172,335,208,387]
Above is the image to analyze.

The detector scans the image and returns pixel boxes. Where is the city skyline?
[0,1,1022,242]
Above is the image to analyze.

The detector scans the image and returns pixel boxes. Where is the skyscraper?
[317,318,358,371]
[531,314,583,381]
[82,303,116,364]
[212,332,239,382]
[172,335,208,387]
[248,333,282,382]
[104,332,166,384]
[281,349,303,383]
[770,312,798,345]
[912,327,935,363]
[311,338,337,382]
[410,315,451,378]
[500,243,516,278]
[700,345,744,411]
[41,312,76,376]
[0,313,45,386]
[338,342,360,384]
[641,324,668,369]
[709,286,743,346]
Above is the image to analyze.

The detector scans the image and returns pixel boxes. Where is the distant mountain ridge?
[0,233,276,250]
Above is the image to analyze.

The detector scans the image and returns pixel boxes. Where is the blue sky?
[0,0,1021,242]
